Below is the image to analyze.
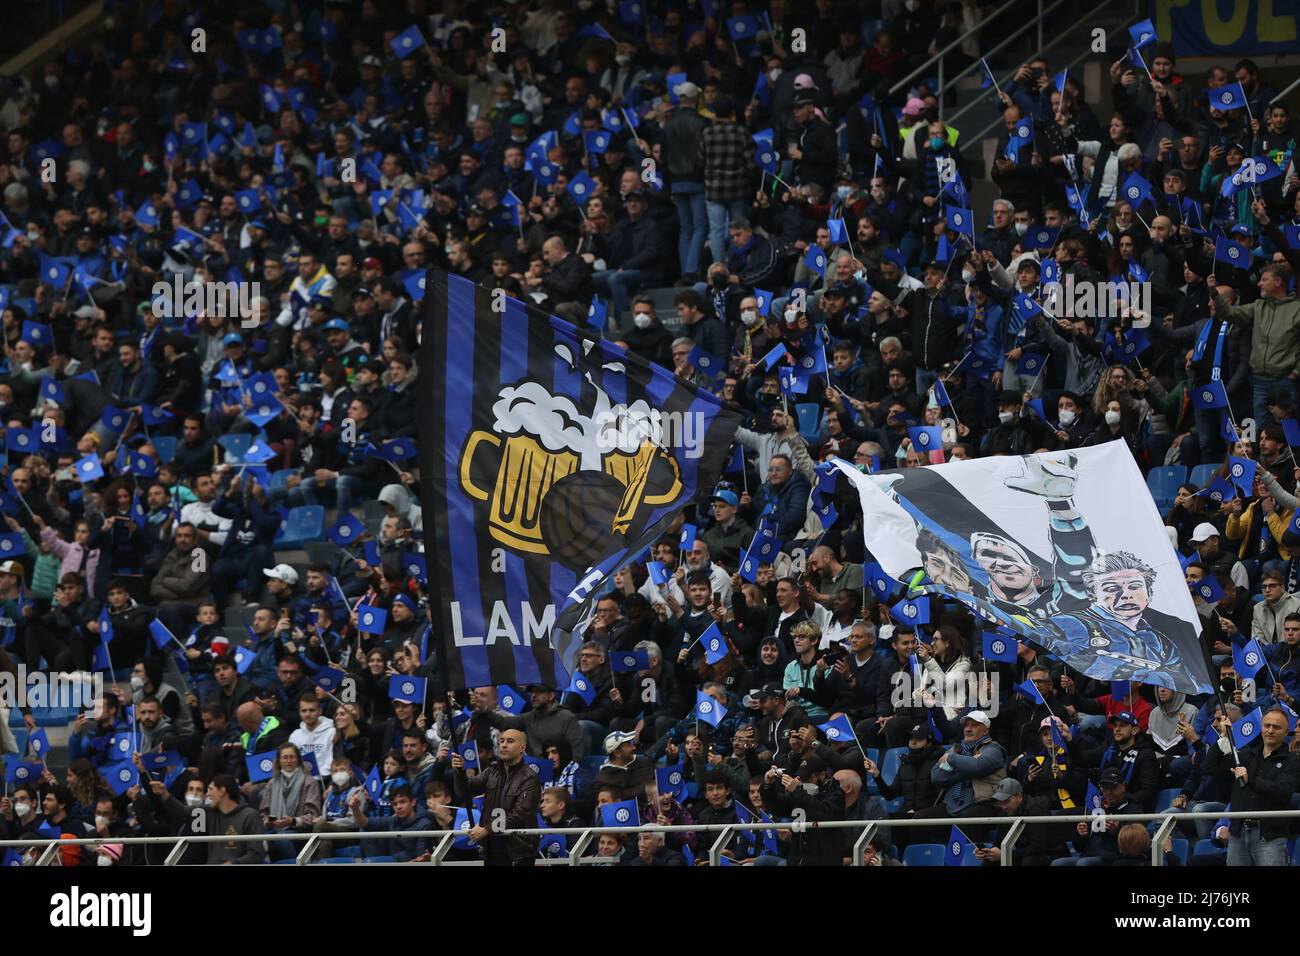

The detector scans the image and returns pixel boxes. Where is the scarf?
[948,734,988,808]
[269,767,306,819]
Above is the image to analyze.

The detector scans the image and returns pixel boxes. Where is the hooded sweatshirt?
[289,717,337,779]
[1146,693,1197,757]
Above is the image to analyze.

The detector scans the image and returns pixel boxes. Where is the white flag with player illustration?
[832,441,1212,694]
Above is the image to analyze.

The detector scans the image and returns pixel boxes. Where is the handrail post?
[708,825,735,866]
[1151,814,1178,867]
[1000,819,1025,867]
[163,838,189,866]
[851,822,880,866]
[36,841,61,866]
[295,833,321,865]
[429,832,455,865]
[1037,0,1043,55]
[567,829,595,865]
[938,58,945,121]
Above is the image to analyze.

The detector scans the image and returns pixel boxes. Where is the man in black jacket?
[1068,710,1161,812]
[789,93,837,192]
[454,727,541,865]
[535,235,595,323]
[663,81,710,282]
[592,191,663,315]
[1203,706,1300,865]
[760,754,844,865]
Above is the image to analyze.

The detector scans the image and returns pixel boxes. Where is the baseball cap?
[0,560,23,577]
[323,318,350,332]
[362,257,383,271]
[1039,716,1065,731]
[352,286,373,299]
[796,755,827,780]
[222,332,244,347]
[1099,767,1125,787]
[908,723,933,741]
[1190,522,1220,543]
[1110,710,1140,727]
[509,112,529,126]
[711,489,739,507]
[1229,223,1251,237]
[262,564,299,585]
[604,730,637,754]
[673,80,700,99]
[902,97,926,116]
[756,681,784,700]
[624,189,648,203]
[991,778,1023,802]
[361,55,382,68]
[309,295,331,310]
[963,710,992,728]
[793,73,816,91]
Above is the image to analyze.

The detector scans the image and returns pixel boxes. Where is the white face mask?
[331,771,351,787]
[784,308,799,325]
[1058,408,1076,425]
[998,411,1014,424]
[1105,410,1122,426]
[14,802,32,818]
[95,815,109,829]
[26,229,40,242]
[740,309,759,326]
[616,54,632,66]
[633,312,652,330]
[129,676,144,690]
[961,269,975,283]
[1014,222,1028,236]
[96,854,114,866]
[768,69,782,83]
[185,794,204,808]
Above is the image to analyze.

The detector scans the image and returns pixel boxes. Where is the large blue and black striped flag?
[418,272,744,689]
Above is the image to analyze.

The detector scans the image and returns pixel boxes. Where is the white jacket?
[289,718,336,778]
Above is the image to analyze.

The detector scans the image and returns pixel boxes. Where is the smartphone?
[712,591,722,605]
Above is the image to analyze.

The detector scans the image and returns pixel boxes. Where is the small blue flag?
[944,205,974,236]
[149,619,177,651]
[599,798,641,827]
[389,25,426,58]
[1212,81,1247,111]
[656,763,687,800]
[1015,678,1046,705]
[612,648,651,673]
[497,685,526,715]
[679,523,697,551]
[982,631,1018,663]
[358,605,389,635]
[1231,711,1261,748]
[817,714,856,744]
[566,672,597,706]
[1232,638,1266,680]
[694,690,727,728]
[891,597,929,625]
[945,825,974,866]
[328,513,366,546]
[245,751,276,784]
[388,673,426,703]
[75,453,105,482]
[701,623,728,664]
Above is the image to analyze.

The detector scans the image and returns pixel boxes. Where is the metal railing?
[887,0,1041,99]
[2,809,1292,867]
[958,11,1136,155]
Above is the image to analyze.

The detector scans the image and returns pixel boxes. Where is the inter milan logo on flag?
[991,638,1006,655]
[825,726,841,739]
[1244,650,1260,668]
[1220,91,1233,105]
[419,271,742,690]
[400,680,415,698]
[259,757,273,775]
[917,431,931,447]
[616,807,631,822]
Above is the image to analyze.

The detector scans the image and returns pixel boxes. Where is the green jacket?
[1214,292,1300,380]
[19,528,60,600]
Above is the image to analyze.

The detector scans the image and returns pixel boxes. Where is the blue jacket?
[750,471,812,538]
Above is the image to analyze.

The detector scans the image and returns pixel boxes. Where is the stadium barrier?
[2,809,1294,867]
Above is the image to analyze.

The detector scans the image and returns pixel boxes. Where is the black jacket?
[1203,736,1300,840]
[760,775,845,865]
[875,742,944,813]
[662,108,709,181]
[541,252,595,306]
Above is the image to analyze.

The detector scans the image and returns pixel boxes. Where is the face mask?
[768,69,782,83]
[836,186,851,200]
[95,815,109,829]
[1105,410,1121,426]
[616,54,632,66]
[26,229,39,242]
[740,309,759,326]
[854,269,866,282]
[185,794,204,808]
[14,801,31,818]
[495,100,510,109]
[801,783,820,795]
[129,676,144,690]
[331,771,351,787]
[282,767,301,781]
[961,269,975,283]
[1014,222,1028,236]
[204,796,214,808]
[97,854,114,867]
[930,137,945,151]
[1058,408,1076,425]
[44,76,59,89]
[633,313,652,330]
[784,308,799,325]
[998,411,1014,425]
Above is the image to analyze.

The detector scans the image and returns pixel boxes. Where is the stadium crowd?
[2,0,1300,867]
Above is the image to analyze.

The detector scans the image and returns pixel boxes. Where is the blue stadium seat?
[902,843,945,867]
[1190,839,1227,865]
[881,747,908,787]
[334,845,362,858]
[267,468,297,494]
[321,857,356,864]
[275,505,325,549]
[795,403,821,443]
[361,855,396,863]
[152,435,177,464]
[1145,466,1186,511]
[217,433,253,463]
[1167,838,1189,865]
[1153,788,1180,812]
[1189,464,1219,489]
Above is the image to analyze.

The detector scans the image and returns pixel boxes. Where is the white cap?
[673,80,700,100]
[963,710,992,727]
[263,563,299,585]
[1190,522,1220,544]
[604,730,637,754]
